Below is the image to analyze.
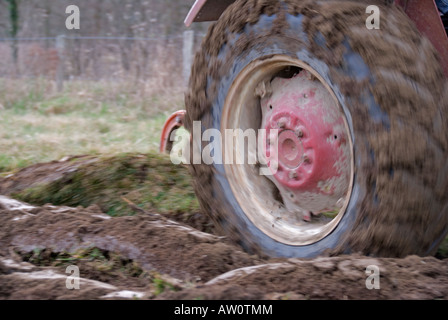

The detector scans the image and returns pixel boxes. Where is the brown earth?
[0,190,447,300]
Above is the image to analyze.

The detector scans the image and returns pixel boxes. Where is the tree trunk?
[6,0,19,74]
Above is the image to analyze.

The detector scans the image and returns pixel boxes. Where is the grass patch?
[321,209,338,219]
[152,275,178,296]
[0,78,184,172]
[12,153,199,216]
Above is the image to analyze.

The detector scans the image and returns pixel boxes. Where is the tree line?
[0,0,206,39]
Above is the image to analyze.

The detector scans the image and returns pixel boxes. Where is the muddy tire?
[185,0,448,258]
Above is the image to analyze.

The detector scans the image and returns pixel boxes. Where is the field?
[0,78,447,301]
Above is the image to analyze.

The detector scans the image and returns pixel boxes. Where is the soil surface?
[0,161,447,300]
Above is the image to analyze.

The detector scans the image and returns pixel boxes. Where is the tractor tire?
[185,0,448,258]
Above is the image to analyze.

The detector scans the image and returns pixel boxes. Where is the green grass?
[152,275,177,296]
[12,153,200,216]
[436,237,448,259]
[0,78,184,172]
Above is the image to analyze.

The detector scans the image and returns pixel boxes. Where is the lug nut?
[303,154,310,163]
[289,171,298,180]
[277,121,286,129]
[296,130,303,138]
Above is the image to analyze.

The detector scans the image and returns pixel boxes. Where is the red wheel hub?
[277,130,303,169]
[261,70,351,213]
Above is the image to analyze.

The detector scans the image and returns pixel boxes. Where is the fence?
[0,31,203,90]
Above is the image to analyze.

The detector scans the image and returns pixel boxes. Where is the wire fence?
[0,32,205,90]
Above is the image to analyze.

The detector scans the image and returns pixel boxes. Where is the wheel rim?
[221,55,354,246]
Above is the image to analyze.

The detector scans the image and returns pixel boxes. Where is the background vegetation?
[0,0,204,172]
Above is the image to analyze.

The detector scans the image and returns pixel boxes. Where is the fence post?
[56,35,66,92]
[183,30,194,87]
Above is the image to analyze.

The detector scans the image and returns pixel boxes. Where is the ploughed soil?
[1,1,448,301]
[0,156,447,300]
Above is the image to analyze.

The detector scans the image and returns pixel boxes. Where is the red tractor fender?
[159,110,186,153]
[185,0,447,77]
[185,0,236,26]
[396,0,448,78]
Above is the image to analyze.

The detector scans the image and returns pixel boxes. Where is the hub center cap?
[278,130,303,169]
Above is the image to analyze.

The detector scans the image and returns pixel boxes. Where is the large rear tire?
[185,0,448,258]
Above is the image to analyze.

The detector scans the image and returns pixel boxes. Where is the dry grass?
[0,77,185,172]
